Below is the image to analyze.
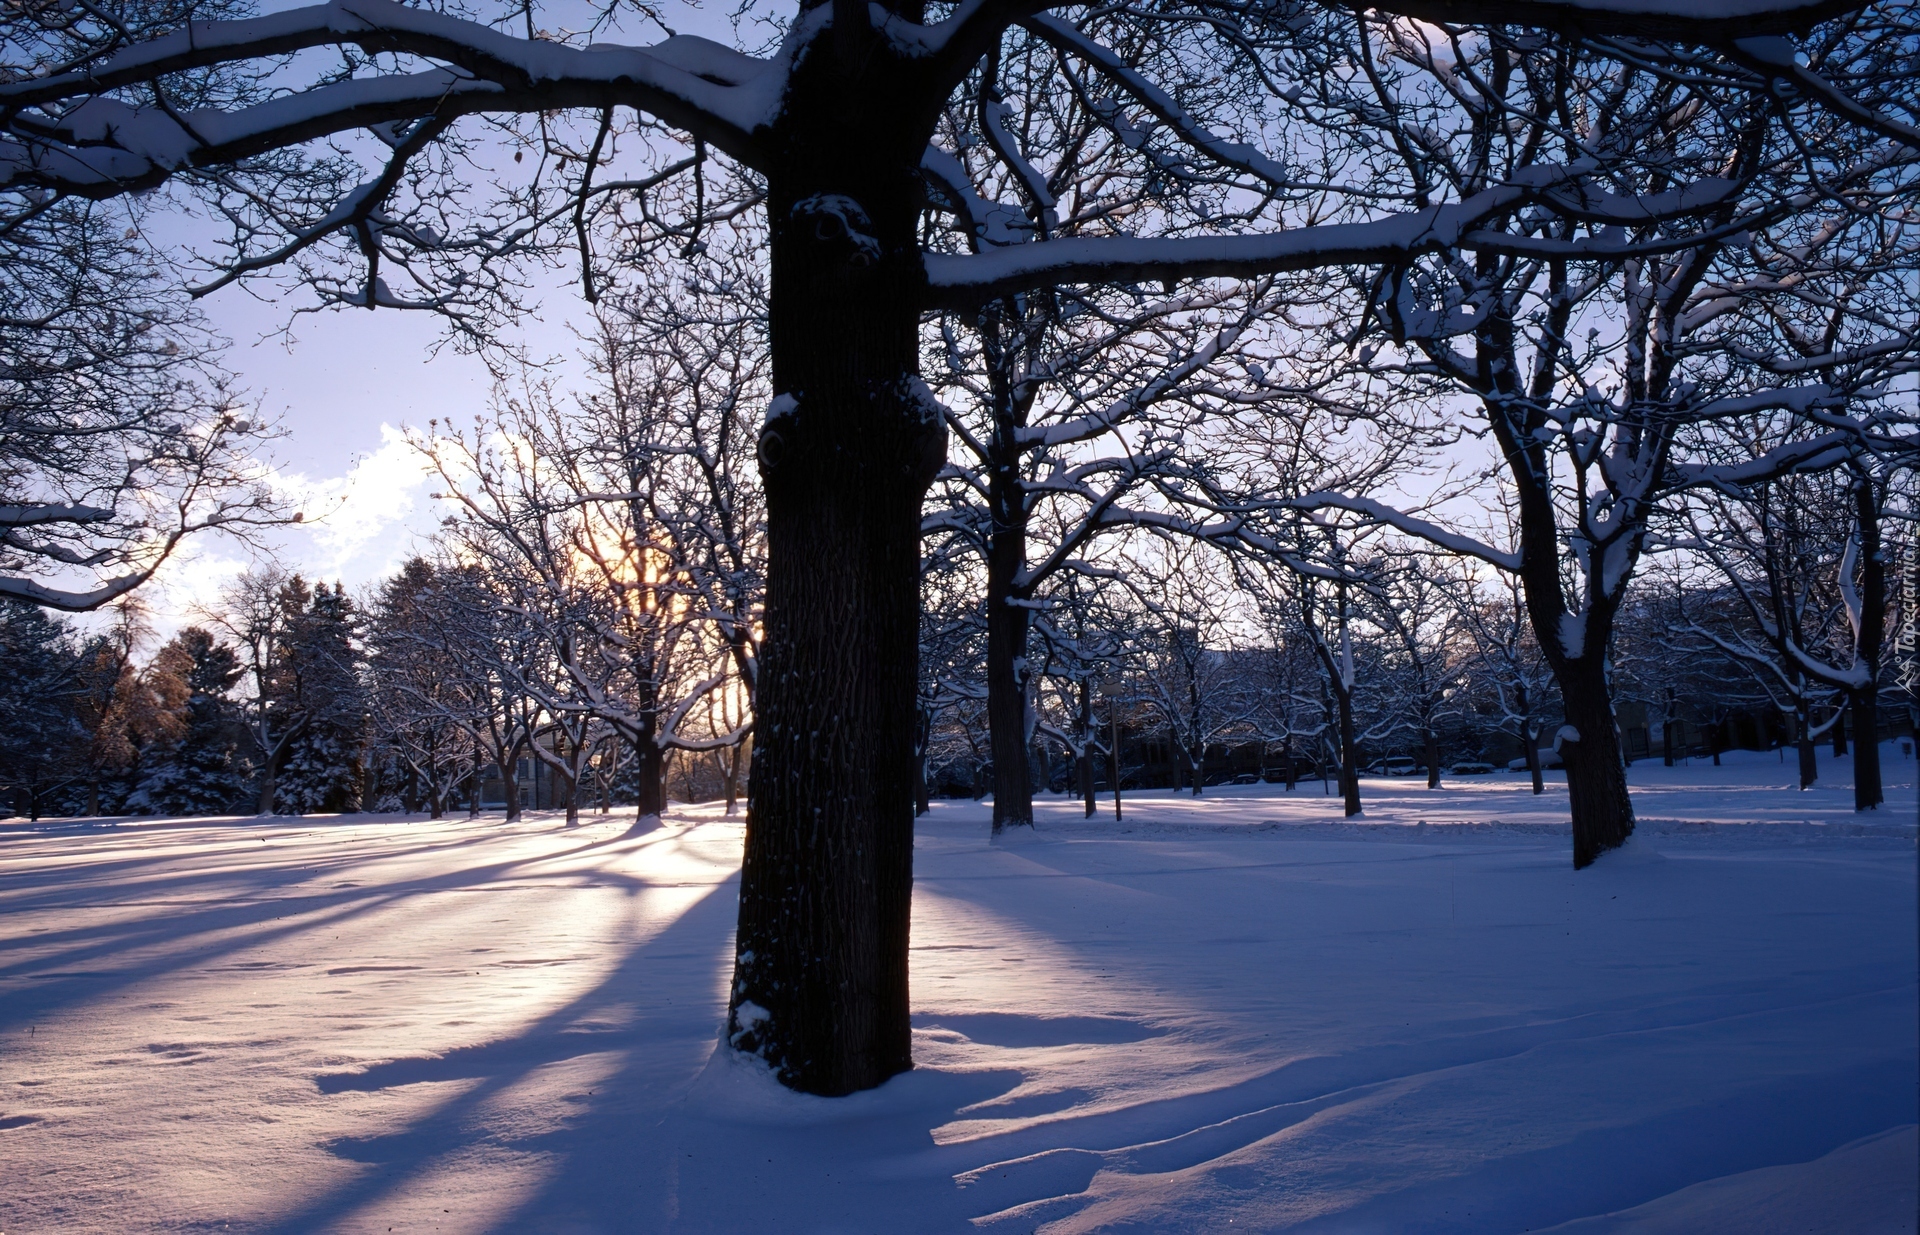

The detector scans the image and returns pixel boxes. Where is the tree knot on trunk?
[881,374,950,491]
[792,193,882,267]
[757,391,801,474]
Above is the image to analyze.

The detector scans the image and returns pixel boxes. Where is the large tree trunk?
[1337,688,1361,817]
[985,565,1033,832]
[1832,702,1848,756]
[1424,725,1441,789]
[1852,466,1886,811]
[728,59,943,1095]
[1794,705,1818,790]
[1852,688,1881,809]
[912,708,931,817]
[255,736,278,815]
[634,734,666,819]
[1558,659,1634,867]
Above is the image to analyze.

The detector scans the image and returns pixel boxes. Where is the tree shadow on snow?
[0,816,675,1036]
[259,873,745,1233]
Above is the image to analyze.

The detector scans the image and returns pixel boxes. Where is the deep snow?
[2,747,1914,1233]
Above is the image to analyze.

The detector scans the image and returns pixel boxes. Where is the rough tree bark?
[1555,658,1635,867]
[1077,679,1096,818]
[1851,467,1885,810]
[985,414,1035,832]
[632,727,667,819]
[985,591,1034,831]
[1507,456,1636,865]
[1337,691,1361,817]
[728,30,945,1096]
[1794,697,1819,790]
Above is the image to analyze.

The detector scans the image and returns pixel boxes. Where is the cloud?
[122,424,436,646]
[272,422,435,581]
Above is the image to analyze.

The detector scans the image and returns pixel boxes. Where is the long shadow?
[0,813,652,912]
[258,873,745,1234]
[0,817,682,1034]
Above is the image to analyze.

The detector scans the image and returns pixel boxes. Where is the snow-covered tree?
[594,248,769,710]
[1668,439,1893,803]
[0,600,85,818]
[1122,538,1262,795]
[364,558,477,819]
[417,312,756,820]
[1442,557,1561,795]
[1369,558,1464,789]
[1284,17,1920,864]
[64,603,187,814]
[205,567,303,815]
[128,626,250,815]
[1031,569,1128,816]
[0,197,289,610]
[270,580,368,814]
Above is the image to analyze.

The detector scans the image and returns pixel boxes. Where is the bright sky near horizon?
[137,292,499,637]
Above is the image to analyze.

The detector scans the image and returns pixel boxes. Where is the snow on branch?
[0,571,150,611]
[1288,492,1523,570]
[0,502,118,528]
[1669,425,1859,491]
[0,0,784,192]
[1730,34,1920,150]
[1022,15,1294,191]
[921,165,1755,305]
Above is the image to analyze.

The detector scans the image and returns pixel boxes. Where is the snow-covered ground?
[3,747,1915,1233]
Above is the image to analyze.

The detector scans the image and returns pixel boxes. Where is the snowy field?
[2,748,1915,1234]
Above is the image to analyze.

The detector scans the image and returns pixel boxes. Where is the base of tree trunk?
[1561,682,1635,868]
[1853,691,1883,810]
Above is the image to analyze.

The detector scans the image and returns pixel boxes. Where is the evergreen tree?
[0,601,85,818]
[65,606,186,815]
[129,627,249,815]
[271,582,367,814]
[365,558,477,818]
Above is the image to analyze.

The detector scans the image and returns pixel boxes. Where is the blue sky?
[143,292,508,634]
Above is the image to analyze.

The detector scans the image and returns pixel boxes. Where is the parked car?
[1382,756,1418,776]
[1450,761,1496,775]
[1506,750,1565,771]
[1232,772,1261,785]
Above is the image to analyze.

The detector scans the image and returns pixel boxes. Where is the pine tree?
[271,582,368,814]
[129,628,250,816]
[0,601,85,819]
[64,607,187,815]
